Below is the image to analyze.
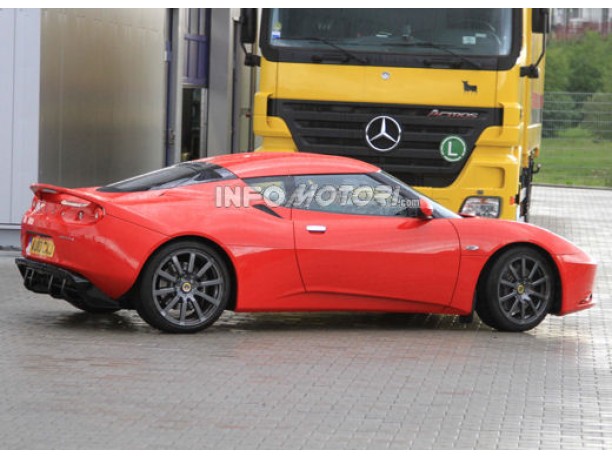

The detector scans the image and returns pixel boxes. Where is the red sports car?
[16,152,596,333]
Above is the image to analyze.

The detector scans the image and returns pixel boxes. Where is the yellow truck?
[240,9,549,220]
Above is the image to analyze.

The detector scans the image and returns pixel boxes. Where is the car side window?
[290,174,418,217]
[243,176,291,207]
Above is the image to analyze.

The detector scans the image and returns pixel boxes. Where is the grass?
[535,128,612,188]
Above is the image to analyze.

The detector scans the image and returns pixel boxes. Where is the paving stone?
[1,185,611,449]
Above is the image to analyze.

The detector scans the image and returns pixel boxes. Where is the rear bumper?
[20,211,165,299]
[15,257,121,310]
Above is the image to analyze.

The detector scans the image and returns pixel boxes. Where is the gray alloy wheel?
[477,247,555,332]
[136,241,231,333]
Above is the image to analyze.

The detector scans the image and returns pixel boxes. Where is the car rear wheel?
[136,241,231,333]
[477,247,555,332]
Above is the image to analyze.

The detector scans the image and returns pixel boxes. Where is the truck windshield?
[263,9,517,68]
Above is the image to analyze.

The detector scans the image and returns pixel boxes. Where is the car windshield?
[98,162,236,192]
[266,8,514,58]
[376,170,460,219]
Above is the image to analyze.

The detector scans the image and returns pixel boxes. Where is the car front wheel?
[477,247,555,332]
[136,241,231,333]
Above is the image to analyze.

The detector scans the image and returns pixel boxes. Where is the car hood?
[449,218,587,257]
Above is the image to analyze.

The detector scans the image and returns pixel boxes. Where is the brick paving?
[0,185,611,449]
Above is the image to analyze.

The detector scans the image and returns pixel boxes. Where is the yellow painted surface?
[254,8,544,221]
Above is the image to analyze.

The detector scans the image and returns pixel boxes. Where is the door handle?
[306,225,327,233]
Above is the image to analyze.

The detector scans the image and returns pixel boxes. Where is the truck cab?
[242,8,549,220]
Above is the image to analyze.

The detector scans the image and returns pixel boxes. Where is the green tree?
[566,32,606,93]
[543,42,575,137]
[544,44,570,92]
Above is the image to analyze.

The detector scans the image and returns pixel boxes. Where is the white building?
[552,8,611,32]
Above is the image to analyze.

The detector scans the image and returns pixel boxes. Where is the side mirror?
[239,8,261,67]
[240,8,258,45]
[522,8,549,78]
[418,198,434,219]
[532,8,551,34]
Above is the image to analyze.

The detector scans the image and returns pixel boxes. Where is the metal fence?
[537,92,612,187]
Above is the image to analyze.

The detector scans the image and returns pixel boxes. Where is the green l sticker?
[440,136,467,162]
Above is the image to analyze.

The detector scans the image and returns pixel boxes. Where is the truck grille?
[268,99,503,187]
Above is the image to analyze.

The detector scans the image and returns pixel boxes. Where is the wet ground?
[1,185,611,449]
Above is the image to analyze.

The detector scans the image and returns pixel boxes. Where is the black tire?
[476,247,555,332]
[136,240,232,333]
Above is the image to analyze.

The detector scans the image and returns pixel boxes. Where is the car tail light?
[59,198,105,224]
[29,185,105,224]
[31,196,41,212]
[460,196,501,218]
[60,199,90,208]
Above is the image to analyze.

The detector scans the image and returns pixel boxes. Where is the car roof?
[201,152,379,178]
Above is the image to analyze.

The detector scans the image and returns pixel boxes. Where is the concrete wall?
[0,8,247,248]
[0,9,41,247]
[38,9,167,188]
[206,8,235,156]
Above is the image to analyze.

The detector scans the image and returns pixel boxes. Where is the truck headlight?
[460,196,501,218]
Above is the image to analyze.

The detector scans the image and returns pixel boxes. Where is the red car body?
[17,152,596,330]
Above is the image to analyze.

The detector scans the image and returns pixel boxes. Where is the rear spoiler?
[30,184,104,206]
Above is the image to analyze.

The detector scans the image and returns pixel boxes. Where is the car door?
[290,173,461,307]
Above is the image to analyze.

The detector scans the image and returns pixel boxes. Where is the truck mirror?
[532,8,551,34]
[522,8,549,78]
[240,8,258,45]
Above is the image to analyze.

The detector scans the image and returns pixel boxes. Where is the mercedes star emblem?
[365,115,402,152]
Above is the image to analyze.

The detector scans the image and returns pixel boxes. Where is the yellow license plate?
[29,236,55,258]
